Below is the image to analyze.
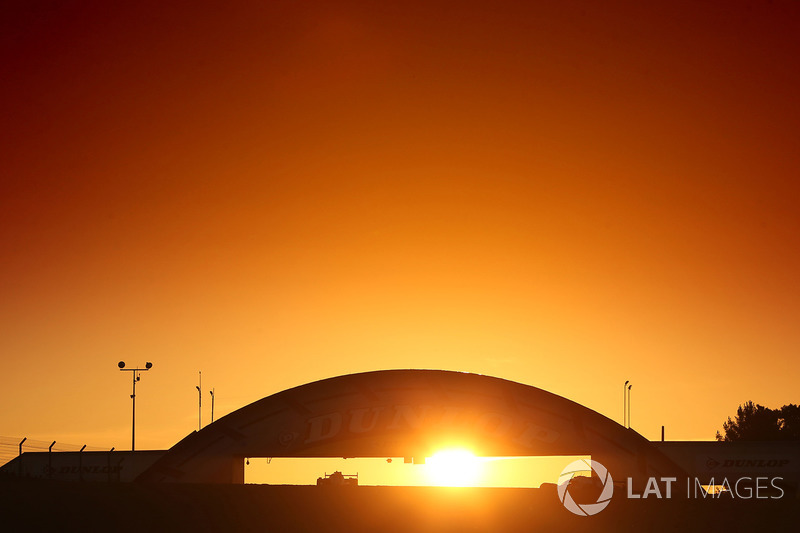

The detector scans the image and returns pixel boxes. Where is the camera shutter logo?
[557,459,614,516]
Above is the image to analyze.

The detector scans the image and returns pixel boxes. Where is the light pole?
[118,361,153,451]
[196,371,202,430]
[209,388,215,423]
[627,384,633,429]
[623,380,629,427]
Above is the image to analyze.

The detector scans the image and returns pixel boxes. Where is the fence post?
[48,441,56,479]
[79,445,86,482]
[108,447,114,483]
[18,437,27,478]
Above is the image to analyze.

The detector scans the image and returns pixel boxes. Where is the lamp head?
[118,361,126,369]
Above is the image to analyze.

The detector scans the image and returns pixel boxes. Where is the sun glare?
[425,449,484,487]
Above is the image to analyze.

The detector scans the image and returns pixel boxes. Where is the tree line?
[716,401,800,441]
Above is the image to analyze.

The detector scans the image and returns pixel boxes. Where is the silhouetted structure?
[316,471,358,486]
[2,371,798,496]
[136,370,684,489]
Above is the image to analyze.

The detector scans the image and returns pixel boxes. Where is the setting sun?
[425,450,484,487]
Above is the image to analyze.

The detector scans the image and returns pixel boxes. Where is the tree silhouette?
[777,404,800,440]
[716,401,800,441]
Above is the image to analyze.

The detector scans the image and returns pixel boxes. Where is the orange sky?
[2,0,799,471]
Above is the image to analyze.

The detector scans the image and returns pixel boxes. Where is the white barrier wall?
[0,450,165,482]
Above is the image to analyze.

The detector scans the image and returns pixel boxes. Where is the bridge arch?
[137,369,684,484]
